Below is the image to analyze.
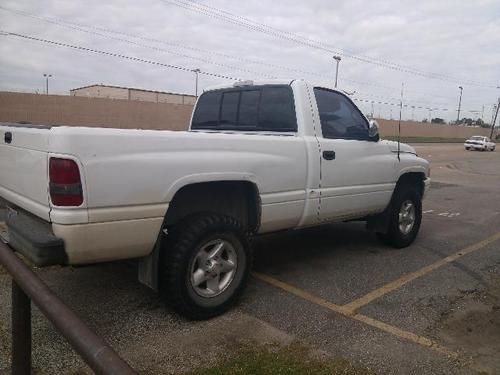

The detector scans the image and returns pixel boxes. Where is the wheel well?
[397,172,425,197]
[164,181,261,233]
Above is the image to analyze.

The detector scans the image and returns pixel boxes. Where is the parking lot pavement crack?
[252,272,458,359]
[351,314,457,358]
[342,231,500,315]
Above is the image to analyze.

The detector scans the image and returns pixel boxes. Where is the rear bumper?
[4,208,68,266]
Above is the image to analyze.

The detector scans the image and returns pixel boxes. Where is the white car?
[464,136,496,151]
[0,79,430,319]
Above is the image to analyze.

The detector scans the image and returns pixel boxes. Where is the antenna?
[397,83,404,161]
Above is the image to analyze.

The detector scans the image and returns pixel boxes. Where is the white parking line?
[423,210,461,218]
[438,212,461,218]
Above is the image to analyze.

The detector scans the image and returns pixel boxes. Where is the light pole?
[456,86,463,124]
[333,55,341,88]
[490,98,500,140]
[192,68,201,97]
[43,73,52,95]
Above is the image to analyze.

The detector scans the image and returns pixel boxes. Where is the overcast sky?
[0,0,499,122]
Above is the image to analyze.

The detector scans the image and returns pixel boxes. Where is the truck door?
[312,88,398,222]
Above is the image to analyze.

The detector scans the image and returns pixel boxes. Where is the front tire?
[161,214,252,320]
[377,186,422,248]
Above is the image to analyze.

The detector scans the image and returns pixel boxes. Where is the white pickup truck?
[0,79,430,319]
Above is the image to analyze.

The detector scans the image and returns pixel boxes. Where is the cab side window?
[314,88,369,140]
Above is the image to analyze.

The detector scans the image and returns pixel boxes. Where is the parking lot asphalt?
[1,143,500,374]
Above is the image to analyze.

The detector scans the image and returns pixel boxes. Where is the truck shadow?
[253,221,385,273]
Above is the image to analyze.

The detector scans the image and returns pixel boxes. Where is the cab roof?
[203,79,297,92]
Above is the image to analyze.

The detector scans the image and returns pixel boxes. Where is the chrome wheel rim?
[190,239,237,298]
[398,200,416,235]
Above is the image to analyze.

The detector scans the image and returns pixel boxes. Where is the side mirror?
[368,120,380,142]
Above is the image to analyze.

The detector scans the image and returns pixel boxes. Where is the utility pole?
[43,73,52,95]
[456,86,463,124]
[490,98,500,140]
[333,55,341,88]
[192,68,201,97]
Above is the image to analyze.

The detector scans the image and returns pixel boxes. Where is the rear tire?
[376,185,422,248]
[161,214,252,320]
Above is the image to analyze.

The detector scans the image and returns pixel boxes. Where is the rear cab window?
[191,85,297,132]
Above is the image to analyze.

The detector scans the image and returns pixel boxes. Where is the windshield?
[470,136,484,141]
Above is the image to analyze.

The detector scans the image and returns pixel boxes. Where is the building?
[70,84,196,105]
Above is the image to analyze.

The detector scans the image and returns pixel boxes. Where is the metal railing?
[0,241,136,375]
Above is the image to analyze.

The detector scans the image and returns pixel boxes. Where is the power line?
[353,96,481,114]
[0,6,277,80]
[0,6,403,91]
[161,0,497,88]
[0,31,242,81]
[0,30,486,115]
[3,5,487,104]
[175,0,495,87]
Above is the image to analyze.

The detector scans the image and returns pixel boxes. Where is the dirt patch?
[430,274,500,374]
[117,311,296,374]
[188,341,377,375]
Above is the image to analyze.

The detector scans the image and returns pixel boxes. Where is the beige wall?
[72,86,129,100]
[376,119,491,139]
[157,92,196,105]
[71,86,196,105]
[129,89,157,102]
[0,92,192,130]
[0,92,492,138]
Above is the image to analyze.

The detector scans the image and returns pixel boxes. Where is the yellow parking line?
[253,272,457,358]
[353,315,455,357]
[343,231,500,314]
[253,272,351,315]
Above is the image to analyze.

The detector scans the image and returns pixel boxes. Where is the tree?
[464,118,473,126]
[431,118,445,124]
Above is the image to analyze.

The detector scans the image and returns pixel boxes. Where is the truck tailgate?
[0,123,51,221]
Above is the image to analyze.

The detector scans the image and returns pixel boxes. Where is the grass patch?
[188,343,376,375]
[383,136,465,143]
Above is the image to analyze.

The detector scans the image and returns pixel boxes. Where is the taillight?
[49,158,83,206]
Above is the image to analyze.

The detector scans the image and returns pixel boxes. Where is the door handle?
[322,150,335,160]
